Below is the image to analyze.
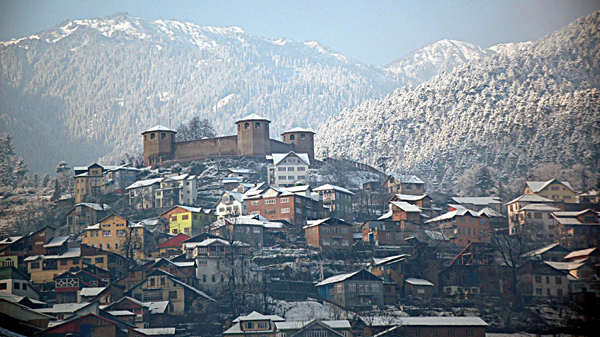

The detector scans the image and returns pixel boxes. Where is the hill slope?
[317,10,600,191]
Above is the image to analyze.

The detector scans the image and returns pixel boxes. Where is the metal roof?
[269,152,310,166]
[313,184,354,195]
[142,125,176,133]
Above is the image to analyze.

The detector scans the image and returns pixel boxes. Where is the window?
[372,284,380,292]
[551,186,559,190]
[106,243,110,249]
[161,132,166,139]
[555,277,562,284]
[203,275,207,282]
[150,133,155,139]
[280,197,289,203]
[469,217,475,223]
[116,230,126,237]
[245,322,254,329]
[535,276,542,283]
[547,288,551,296]
[253,227,261,233]
[297,167,306,171]
[288,167,295,171]
[290,134,295,140]
[182,215,189,220]
[257,322,268,329]
[95,257,104,264]
[244,122,249,129]
[60,260,68,266]
[102,230,111,237]
[337,283,343,293]
[298,175,306,180]
[22,283,27,290]
[342,240,349,247]
[265,199,276,205]
[90,231,99,237]
[534,213,542,219]
[322,239,330,246]
[250,201,260,206]
[557,289,563,296]
[14,282,20,290]
[255,122,261,129]
[0,283,6,290]
[349,283,356,292]
[171,215,177,221]
[265,209,276,215]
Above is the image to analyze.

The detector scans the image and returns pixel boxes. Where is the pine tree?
[475,166,494,196]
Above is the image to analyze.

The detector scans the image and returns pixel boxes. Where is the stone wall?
[173,136,239,161]
[270,139,295,153]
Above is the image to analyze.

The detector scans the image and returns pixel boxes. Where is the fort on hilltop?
[142,114,315,167]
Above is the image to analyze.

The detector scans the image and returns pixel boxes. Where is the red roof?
[158,233,191,249]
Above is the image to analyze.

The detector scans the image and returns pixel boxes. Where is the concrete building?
[313,184,355,220]
[315,269,384,310]
[266,152,310,187]
[304,218,354,250]
[524,179,577,203]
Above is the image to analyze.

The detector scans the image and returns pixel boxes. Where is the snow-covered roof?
[236,113,270,123]
[25,248,81,262]
[224,191,245,203]
[316,271,361,286]
[281,127,315,134]
[304,218,352,229]
[269,152,310,166]
[234,311,285,322]
[275,320,350,330]
[79,287,106,297]
[451,197,501,205]
[526,179,575,193]
[163,173,195,181]
[133,328,176,336]
[564,248,597,260]
[388,317,487,327]
[313,184,354,195]
[519,204,561,212]
[425,207,480,223]
[146,301,169,314]
[126,177,163,190]
[552,217,583,225]
[73,203,110,211]
[505,194,555,205]
[36,302,92,314]
[522,243,564,257]
[106,310,135,317]
[544,261,586,272]
[142,125,176,133]
[377,211,393,220]
[390,201,421,213]
[0,236,23,244]
[393,194,427,201]
[228,168,256,174]
[553,209,597,217]
[405,278,434,286]
[371,254,408,266]
[43,236,69,248]
[388,173,424,184]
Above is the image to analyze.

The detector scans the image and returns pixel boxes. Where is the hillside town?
[0,114,598,337]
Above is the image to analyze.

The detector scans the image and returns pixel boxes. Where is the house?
[79,284,124,304]
[104,165,139,194]
[438,242,511,297]
[275,319,352,337]
[370,317,487,337]
[126,269,216,316]
[384,173,425,196]
[245,186,329,227]
[153,233,190,258]
[304,218,354,250]
[313,184,355,220]
[190,238,254,292]
[36,312,129,337]
[518,260,569,297]
[64,203,110,235]
[524,179,577,203]
[390,201,422,227]
[425,205,492,247]
[505,194,560,235]
[216,190,246,217]
[83,213,150,260]
[36,301,100,321]
[223,311,285,336]
[160,205,216,236]
[522,243,570,262]
[404,278,435,297]
[74,163,107,203]
[266,152,310,187]
[0,226,56,270]
[126,178,163,209]
[208,215,273,248]
[117,257,198,293]
[390,193,436,217]
[0,298,51,336]
[0,266,41,300]
[54,270,106,304]
[154,174,198,208]
[564,247,600,264]
[577,189,600,204]
[552,210,600,249]
[128,327,176,337]
[515,203,562,242]
[315,269,384,309]
[451,197,502,214]
[368,255,409,286]
[545,260,600,296]
[361,216,414,246]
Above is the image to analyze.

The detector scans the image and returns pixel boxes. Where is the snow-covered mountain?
[0,13,400,173]
[317,10,600,192]
[489,41,534,55]
[384,39,496,84]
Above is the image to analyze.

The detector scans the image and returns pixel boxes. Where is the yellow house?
[160,206,217,236]
[74,163,106,203]
[524,179,576,203]
[82,213,147,260]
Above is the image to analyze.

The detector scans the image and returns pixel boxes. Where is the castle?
[143,114,315,167]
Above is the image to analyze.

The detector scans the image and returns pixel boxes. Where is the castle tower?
[142,125,177,166]
[281,127,315,161]
[236,114,271,157]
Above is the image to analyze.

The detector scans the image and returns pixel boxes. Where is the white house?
[266,152,310,187]
[154,174,198,208]
[215,191,246,218]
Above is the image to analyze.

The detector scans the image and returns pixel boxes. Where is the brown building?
[370,317,487,337]
[384,174,425,195]
[142,114,315,167]
[0,226,56,270]
[304,218,354,250]
[552,209,600,249]
[316,269,384,310]
[64,203,110,235]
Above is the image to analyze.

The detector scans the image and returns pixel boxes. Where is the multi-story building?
[505,194,559,235]
[0,266,41,300]
[208,215,270,248]
[0,226,56,269]
[266,152,310,187]
[515,203,562,242]
[451,196,503,213]
[215,191,246,218]
[370,317,487,337]
[552,209,600,249]
[154,174,198,208]
[223,311,284,337]
[82,213,149,260]
[425,205,493,247]
[384,173,425,195]
[313,184,354,220]
[524,179,577,203]
[64,203,110,235]
[103,165,139,194]
[518,260,569,297]
[315,269,384,310]
[126,178,163,209]
[304,218,354,250]
[160,205,216,236]
[74,163,107,203]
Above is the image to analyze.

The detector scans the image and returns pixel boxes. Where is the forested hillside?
[318,10,600,192]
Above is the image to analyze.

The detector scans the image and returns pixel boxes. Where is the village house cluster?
[0,114,599,336]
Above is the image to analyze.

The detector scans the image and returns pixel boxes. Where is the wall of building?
[174,136,238,161]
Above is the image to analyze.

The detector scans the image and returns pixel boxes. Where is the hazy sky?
[1,0,599,66]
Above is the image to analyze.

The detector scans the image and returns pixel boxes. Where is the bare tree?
[119,225,145,263]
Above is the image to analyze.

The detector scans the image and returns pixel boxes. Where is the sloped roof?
[157,233,191,249]
[132,328,176,336]
[405,278,434,286]
[126,177,163,190]
[526,179,575,193]
[564,248,597,260]
[313,184,354,195]
[520,204,562,212]
[234,311,285,322]
[79,287,106,297]
[223,191,245,203]
[281,127,315,134]
[371,254,408,266]
[43,236,69,248]
[390,201,422,213]
[304,217,352,229]
[316,271,361,286]
[523,243,568,258]
[392,194,428,201]
[388,173,424,184]
[372,317,487,330]
[270,152,310,166]
[236,113,270,123]
[147,301,169,314]
[142,125,176,133]
[377,211,393,220]
[451,197,501,205]
[506,194,555,205]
